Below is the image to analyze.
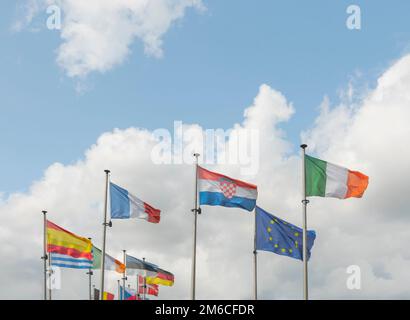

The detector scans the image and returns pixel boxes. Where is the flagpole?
[117,280,120,300]
[143,257,147,301]
[48,248,52,300]
[301,144,309,300]
[136,274,139,300]
[87,237,93,300]
[100,169,111,300]
[253,208,258,300]
[191,153,200,300]
[42,210,48,300]
[122,249,127,300]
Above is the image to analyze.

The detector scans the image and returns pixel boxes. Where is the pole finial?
[193,153,200,158]
[300,144,308,149]
[42,210,47,214]
[104,169,110,174]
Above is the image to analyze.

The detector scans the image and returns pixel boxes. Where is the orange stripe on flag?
[346,170,369,198]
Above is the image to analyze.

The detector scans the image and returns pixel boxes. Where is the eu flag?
[255,206,316,261]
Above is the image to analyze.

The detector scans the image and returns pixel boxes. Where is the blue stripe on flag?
[110,182,131,219]
[51,263,92,269]
[51,256,92,264]
[199,191,256,211]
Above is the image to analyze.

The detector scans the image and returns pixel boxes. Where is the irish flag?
[92,246,125,274]
[305,155,369,199]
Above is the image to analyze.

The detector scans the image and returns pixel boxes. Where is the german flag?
[146,268,174,287]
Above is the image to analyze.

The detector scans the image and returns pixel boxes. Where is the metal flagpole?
[41,210,48,300]
[143,257,146,301]
[100,169,111,300]
[253,208,258,300]
[87,237,93,300]
[117,280,120,300]
[48,248,52,300]
[301,144,309,300]
[136,273,139,300]
[122,250,127,300]
[191,153,200,300]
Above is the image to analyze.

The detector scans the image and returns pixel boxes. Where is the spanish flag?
[46,220,92,260]
[146,268,174,287]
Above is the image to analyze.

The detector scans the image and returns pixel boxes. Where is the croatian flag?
[198,166,257,212]
[110,182,161,223]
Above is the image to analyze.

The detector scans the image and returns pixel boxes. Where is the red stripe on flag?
[143,202,161,223]
[47,244,93,260]
[157,269,175,282]
[198,166,257,190]
[47,220,84,239]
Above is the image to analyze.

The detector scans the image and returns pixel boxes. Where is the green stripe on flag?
[92,246,102,269]
[305,155,327,197]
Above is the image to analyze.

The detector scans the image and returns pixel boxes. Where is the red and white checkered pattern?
[219,179,237,199]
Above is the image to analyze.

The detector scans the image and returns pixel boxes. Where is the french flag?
[110,182,161,223]
[198,166,257,212]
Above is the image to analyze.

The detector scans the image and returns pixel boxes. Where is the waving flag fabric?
[198,166,257,211]
[110,182,161,223]
[125,255,158,277]
[138,276,159,296]
[146,268,175,287]
[103,291,115,300]
[305,155,369,199]
[46,220,92,260]
[255,206,316,261]
[50,252,93,269]
[120,286,137,300]
[92,246,125,274]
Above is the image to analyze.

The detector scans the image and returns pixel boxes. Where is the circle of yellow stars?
[266,218,300,254]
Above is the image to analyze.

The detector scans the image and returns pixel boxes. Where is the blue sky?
[1,0,410,193]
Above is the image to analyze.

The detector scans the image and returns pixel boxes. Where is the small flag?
[138,276,159,296]
[93,288,100,300]
[120,286,137,300]
[92,246,125,274]
[110,182,161,223]
[125,255,158,277]
[255,206,316,261]
[198,166,257,211]
[305,155,369,199]
[146,268,174,287]
[50,252,93,269]
[103,291,115,300]
[46,220,92,260]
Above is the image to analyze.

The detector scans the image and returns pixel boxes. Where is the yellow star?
[267,227,272,232]
[274,244,278,248]
[294,232,299,237]
[281,248,286,253]
[269,237,272,241]
[270,220,275,224]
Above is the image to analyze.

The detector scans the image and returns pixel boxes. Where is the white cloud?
[16,0,205,77]
[1,55,410,299]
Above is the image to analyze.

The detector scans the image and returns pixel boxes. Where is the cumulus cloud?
[16,0,205,77]
[1,55,410,299]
